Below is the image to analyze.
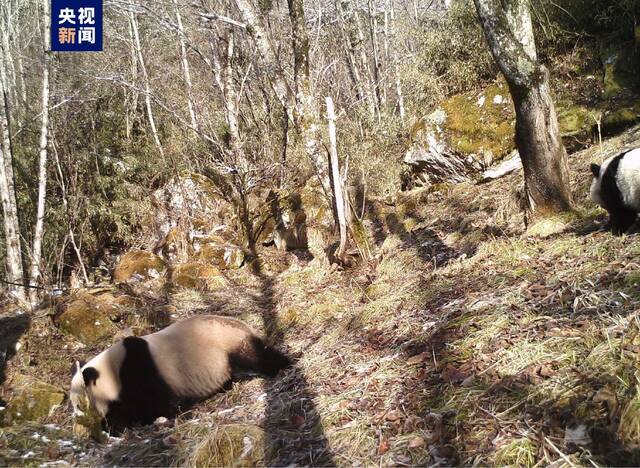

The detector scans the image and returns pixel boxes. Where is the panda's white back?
[616,148,640,211]
[144,315,253,399]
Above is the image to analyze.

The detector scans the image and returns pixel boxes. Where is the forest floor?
[2,124,640,466]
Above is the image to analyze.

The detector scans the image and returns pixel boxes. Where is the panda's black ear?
[591,163,601,178]
[82,367,100,386]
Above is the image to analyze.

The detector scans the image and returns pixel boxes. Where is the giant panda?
[70,315,290,433]
[590,148,640,234]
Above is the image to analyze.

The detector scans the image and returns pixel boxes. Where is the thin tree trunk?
[388,3,405,120]
[336,0,366,106]
[52,140,89,284]
[352,7,379,117]
[368,0,384,110]
[172,0,199,132]
[474,0,573,216]
[125,16,139,141]
[326,97,347,263]
[0,55,25,301]
[29,0,52,303]
[129,9,164,156]
[234,0,294,119]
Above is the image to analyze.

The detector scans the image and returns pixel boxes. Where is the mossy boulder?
[3,375,64,425]
[57,290,123,344]
[113,250,166,283]
[196,239,245,269]
[602,104,640,135]
[170,262,226,290]
[403,81,515,189]
[439,81,515,161]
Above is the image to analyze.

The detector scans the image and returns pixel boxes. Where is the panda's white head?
[69,361,108,417]
[589,160,608,208]
[70,348,123,423]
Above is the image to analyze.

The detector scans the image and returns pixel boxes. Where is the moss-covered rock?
[197,242,245,269]
[601,46,640,98]
[602,104,640,135]
[439,81,515,161]
[557,105,593,136]
[403,81,516,189]
[3,375,64,425]
[113,250,166,283]
[170,262,225,290]
[57,290,122,344]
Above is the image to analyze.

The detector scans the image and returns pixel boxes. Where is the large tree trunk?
[29,0,52,303]
[0,48,25,301]
[287,0,330,193]
[473,0,573,216]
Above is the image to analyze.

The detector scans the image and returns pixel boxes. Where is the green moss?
[601,46,640,97]
[4,375,64,425]
[57,291,118,345]
[557,105,592,136]
[440,82,515,161]
[602,104,640,134]
[170,262,225,290]
[113,250,166,283]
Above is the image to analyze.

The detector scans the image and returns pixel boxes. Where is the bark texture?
[474,0,573,215]
[29,0,52,303]
[0,49,25,300]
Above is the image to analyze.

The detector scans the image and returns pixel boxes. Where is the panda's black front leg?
[608,209,637,235]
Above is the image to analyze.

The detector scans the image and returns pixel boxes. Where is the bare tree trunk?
[368,0,384,109]
[326,97,347,263]
[125,16,139,141]
[389,3,405,121]
[172,0,199,132]
[473,0,573,216]
[352,7,379,117]
[29,0,52,303]
[129,9,164,156]
[0,8,19,126]
[52,139,88,284]
[287,0,330,192]
[0,53,25,301]
[336,0,366,107]
[233,0,294,119]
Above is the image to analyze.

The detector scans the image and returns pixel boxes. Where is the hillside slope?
[2,125,640,466]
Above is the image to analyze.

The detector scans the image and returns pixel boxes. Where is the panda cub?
[70,315,290,432]
[590,148,640,234]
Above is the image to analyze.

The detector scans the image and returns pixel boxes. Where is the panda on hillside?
[590,148,640,235]
[69,315,291,433]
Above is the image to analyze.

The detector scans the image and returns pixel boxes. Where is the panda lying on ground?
[590,148,640,235]
[70,315,291,433]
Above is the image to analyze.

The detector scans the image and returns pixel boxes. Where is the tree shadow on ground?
[0,314,30,391]
[244,251,335,466]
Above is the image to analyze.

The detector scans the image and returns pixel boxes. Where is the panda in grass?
[590,148,640,235]
[70,315,291,434]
